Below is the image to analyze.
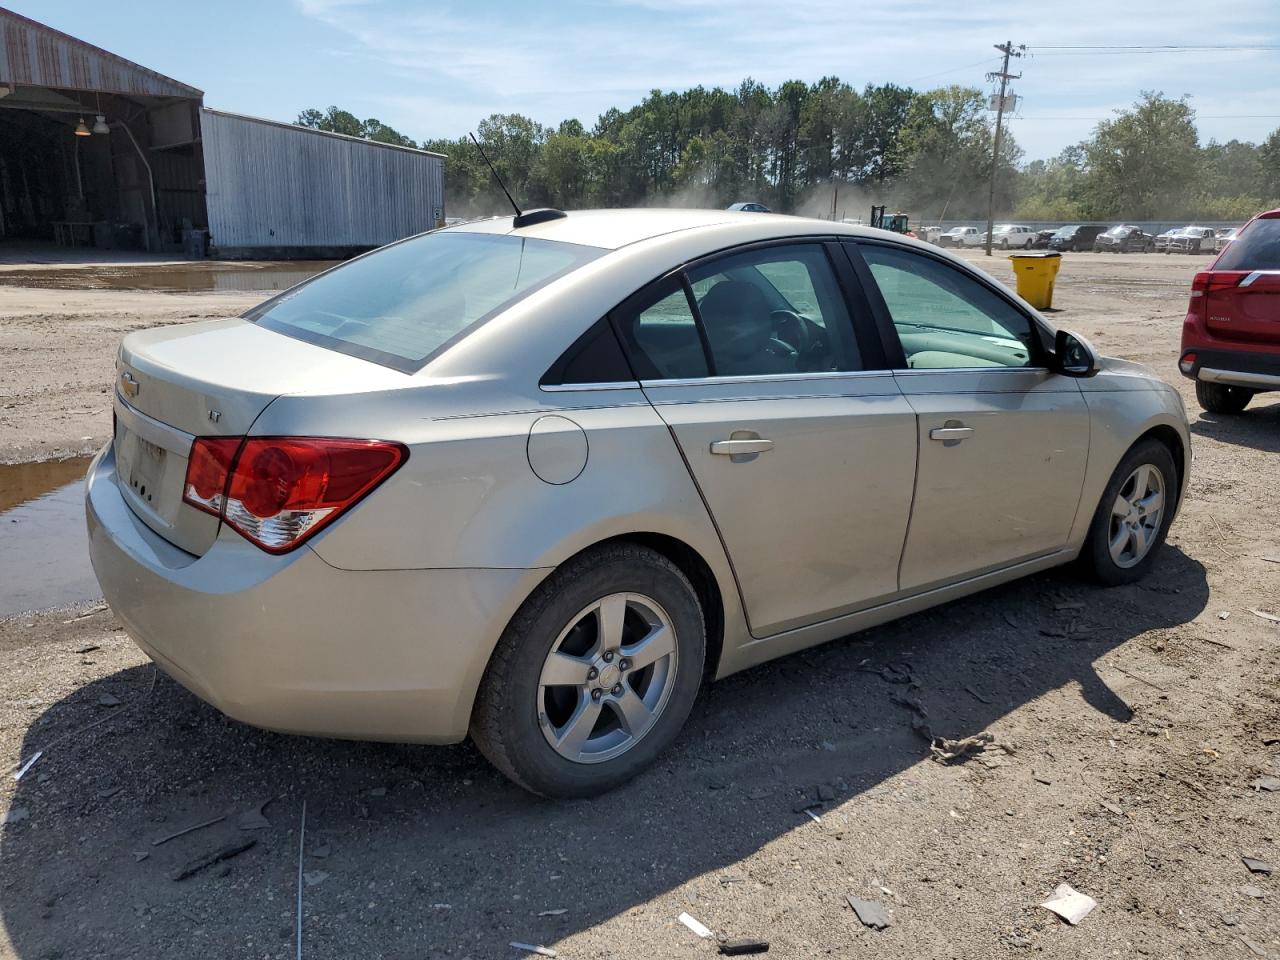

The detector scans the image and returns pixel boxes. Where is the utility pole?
[984,41,1024,256]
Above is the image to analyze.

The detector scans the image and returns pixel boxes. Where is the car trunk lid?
[113,317,412,556]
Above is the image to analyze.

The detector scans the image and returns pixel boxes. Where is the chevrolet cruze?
[86,209,1190,797]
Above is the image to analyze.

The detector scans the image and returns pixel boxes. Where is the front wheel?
[1082,440,1177,586]
[471,543,705,798]
[1000,238,1010,249]
[1196,380,1254,414]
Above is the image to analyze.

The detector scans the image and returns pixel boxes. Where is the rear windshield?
[248,232,603,372]
[1215,218,1280,270]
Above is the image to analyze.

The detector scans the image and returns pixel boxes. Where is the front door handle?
[710,438,774,456]
[929,426,975,442]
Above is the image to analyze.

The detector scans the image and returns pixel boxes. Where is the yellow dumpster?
[1008,251,1062,310]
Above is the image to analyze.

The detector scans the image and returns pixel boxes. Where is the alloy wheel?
[537,593,678,763]
[1108,464,1165,568]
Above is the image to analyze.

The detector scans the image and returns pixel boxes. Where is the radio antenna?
[469,132,521,218]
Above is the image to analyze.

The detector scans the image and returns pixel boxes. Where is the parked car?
[1094,226,1154,253]
[984,224,1038,249]
[727,201,770,213]
[1179,208,1280,414]
[938,226,983,247]
[1216,227,1240,247]
[1153,228,1181,253]
[87,209,1190,798]
[1032,229,1056,249]
[1168,226,1219,255]
[1047,224,1105,252]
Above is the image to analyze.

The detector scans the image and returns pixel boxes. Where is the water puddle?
[0,457,101,618]
[0,261,336,294]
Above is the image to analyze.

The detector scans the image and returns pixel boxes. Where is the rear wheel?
[471,543,705,798]
[1196,380,1254,414]
[1082,439,1177,586]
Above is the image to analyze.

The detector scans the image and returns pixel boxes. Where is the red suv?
[1179,209,1280,413]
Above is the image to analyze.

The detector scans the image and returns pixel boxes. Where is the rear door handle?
[929,426,975,442]
[710,438,774,455]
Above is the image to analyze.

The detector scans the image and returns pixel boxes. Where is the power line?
[905,56,1003,85]
[1016,114,1280,121]
[1031,44,1280,51]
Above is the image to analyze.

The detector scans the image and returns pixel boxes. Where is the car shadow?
[1,548,1208,958]
[1190,398,1280,454]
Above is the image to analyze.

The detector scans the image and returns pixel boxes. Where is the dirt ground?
[0,250,1278,960]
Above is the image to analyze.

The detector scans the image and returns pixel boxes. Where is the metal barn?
[0,7,445,259]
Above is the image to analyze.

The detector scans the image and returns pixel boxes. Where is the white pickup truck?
[938,226,983,248]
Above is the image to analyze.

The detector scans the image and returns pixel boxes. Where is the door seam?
[896,403,922,593]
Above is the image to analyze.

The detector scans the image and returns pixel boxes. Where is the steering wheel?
[770,309,812,354]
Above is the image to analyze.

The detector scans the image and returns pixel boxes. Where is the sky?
[12,0,1280,162]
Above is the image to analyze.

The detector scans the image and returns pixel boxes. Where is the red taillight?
[183,438,241,516]
[1188,271,1249,322]
[183,437,406,553]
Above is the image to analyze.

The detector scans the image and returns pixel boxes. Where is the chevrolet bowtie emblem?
[120,371,140,398]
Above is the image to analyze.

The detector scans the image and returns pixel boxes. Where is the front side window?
[859,245,1038,369]
[685,245,861,377]
[249,232,603,372]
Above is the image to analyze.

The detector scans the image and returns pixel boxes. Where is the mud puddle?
[0,457,100,618]
[0,261,335,294]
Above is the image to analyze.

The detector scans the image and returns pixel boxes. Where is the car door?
[847,240,1090,593]
[611,240,918,637]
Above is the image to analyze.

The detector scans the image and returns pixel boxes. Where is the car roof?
[443,208,909,251]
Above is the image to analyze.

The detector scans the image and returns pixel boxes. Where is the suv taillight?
[1188,270,1249,321]
[183,437,407,553]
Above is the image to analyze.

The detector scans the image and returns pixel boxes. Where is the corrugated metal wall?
[0,8,202,97]
[200,109,445,252]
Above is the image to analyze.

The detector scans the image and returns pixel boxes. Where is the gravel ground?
[1,250,1278,960]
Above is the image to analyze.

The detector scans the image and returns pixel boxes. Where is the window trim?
[844,238,1055,372]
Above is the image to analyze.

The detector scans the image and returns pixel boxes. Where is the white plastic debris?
[1040,883,1097,925]
[510,942,557,957]
[678,912,714,939]
[13,751,42,782]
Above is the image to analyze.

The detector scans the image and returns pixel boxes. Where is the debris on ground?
[793,799,823,814]
[302,870,329,886]
[152,814,227,846]
[1100,800,1124,816]
[1251,776,1280,792]
[1241,856,1275,876]
[679,912,714,939]
[97,786,123,799]
[817,784,836,801]
[537,909,567,917]
[308,844,331,859]
[930,732,995,763]
[719,937,770,955]
[1040,883,1098,925]
[132,851,149,863]
[509,942,557,957]
[171,839,256,881]
[1249,609,1280,624]
[1239,937,1269,958]
[802,808,822,824]
[1218,611,1231,620]
[13,751,42,781]
[891,691,933,740]
[1241,885,1267,899]
[878,663,914,684]
[236,797,274,831]
[97,692,122,707]
[74,644,100,654]
[3,806,30,824]
[846,895,892,930]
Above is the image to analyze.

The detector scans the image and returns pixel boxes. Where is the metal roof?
[201,107,445,158]
[0,7,202,98]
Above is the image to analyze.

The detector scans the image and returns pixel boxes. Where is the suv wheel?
[1195,380,1254,414]
[1082,439,1177,586]
[471,543,705,798]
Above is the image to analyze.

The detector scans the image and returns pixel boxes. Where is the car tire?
[470,542,705,798]
[1195,380,1254,414]
[1081,439,1178,587]
[1024,239,1033,249]
[1000,238,1009,249]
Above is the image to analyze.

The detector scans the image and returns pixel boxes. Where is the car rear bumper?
[1178,346,1280,390]
[85,444,547,743]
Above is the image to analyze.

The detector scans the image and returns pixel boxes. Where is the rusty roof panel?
[0,7,201,98]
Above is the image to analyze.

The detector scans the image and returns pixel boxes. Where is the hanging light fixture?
[91,93,110,135]
[74,116,91,137]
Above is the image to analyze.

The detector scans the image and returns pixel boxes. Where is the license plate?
[119,426,166,504]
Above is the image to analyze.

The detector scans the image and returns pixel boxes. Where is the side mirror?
[1054,329,1100,378]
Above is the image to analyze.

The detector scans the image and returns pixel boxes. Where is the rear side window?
[249,232,603,373]
[542,318,635,386]
[611,276,710,380]
[1215,218,1280,270]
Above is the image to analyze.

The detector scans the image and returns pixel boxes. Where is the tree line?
[297,85,1280,223]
